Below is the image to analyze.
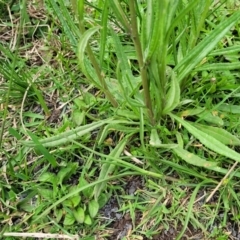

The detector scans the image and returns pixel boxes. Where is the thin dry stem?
[3,232,79,239]
[206,161,238,203]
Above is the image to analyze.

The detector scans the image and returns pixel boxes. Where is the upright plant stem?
[129,0,154,125]
[78,1,118,108]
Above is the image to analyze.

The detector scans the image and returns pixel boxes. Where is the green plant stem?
[78,1,118,108]
[129,0,154,125]
[85,45,118,108]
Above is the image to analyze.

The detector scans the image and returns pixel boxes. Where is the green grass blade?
[109,0,130,32]
[94,136,128,199]
[33,172,143,223]
[99,0,109,67]
[27,131,57,167]
[176,181,209,240]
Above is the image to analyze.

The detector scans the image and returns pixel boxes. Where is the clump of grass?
[1,0,240,239]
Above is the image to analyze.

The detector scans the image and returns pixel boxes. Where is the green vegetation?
[1,0,240,239]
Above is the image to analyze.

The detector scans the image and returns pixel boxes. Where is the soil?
[99,177,240,240]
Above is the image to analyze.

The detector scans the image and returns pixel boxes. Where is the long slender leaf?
[173,146,217,168]
[20,119,110,147]
[175,11,240,82]
[170,113,240,163]
[77,26,102,88]
[162,71,180,115]
[94,136,128,199]
[194,123,240,146]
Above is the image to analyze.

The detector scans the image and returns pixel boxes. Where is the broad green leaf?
[84,214,92,225]
[72,111,85,126]
[175,11,240,82]
[54,208,63,223]
[63,195,81,208]
[98,193,110,208]
[162,71,180,114]
[63,212,75,226]
[194,123,240,146]
[170,114,240,163]
[94,137,128,199]
[70,195,81,208]
[73,207,85,223]
[38,188,53,201]
[149,129,162,147]
[173,146,217,168]
[88,199,99,218]
[57,163,78,185]
[38,172,56,184]
[78,177,93,199]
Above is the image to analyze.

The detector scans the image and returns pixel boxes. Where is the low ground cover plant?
[1,0,240,239]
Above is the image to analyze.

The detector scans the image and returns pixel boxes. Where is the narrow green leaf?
[173,146,217,168]
[77,26,101,87]
[109,0,130,32]
[209,45,240,56]
[180,108,205,117]
[9,127,22,140]
[194,123,240,146]
[98,121,138,145]
[94,137,128,199]
[195,62,240,71]
[170,113,240,163]
[163,71,180,114]
[21,119,109,147]
[27,131,57,167]
[218,103,240,114]
[175,11,240,82]
[197,110,224,126]
[100,1,109,67]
